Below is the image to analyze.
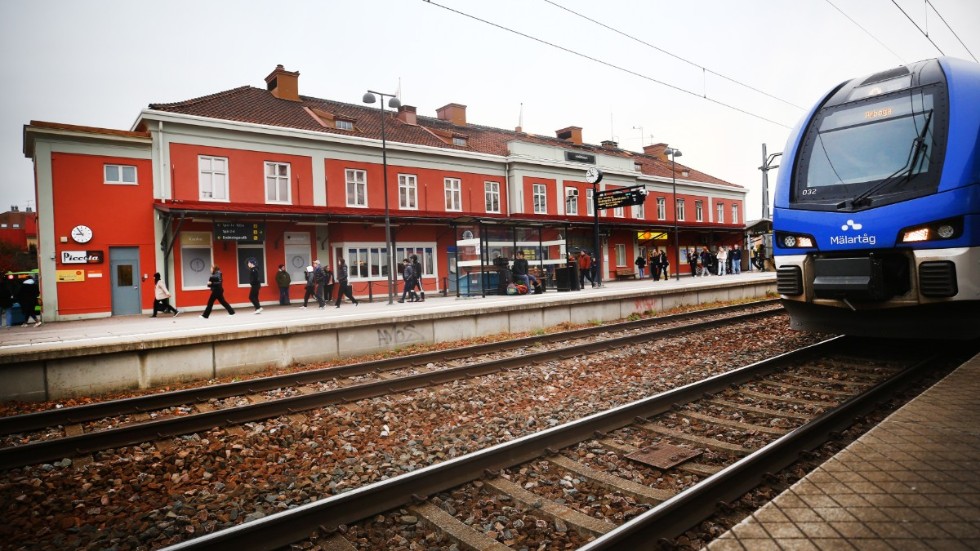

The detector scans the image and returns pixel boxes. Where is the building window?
[732,204,739,224]
[265,162,290,204]
[179,232,212,290]
[716,202,724,223]
[485,181,500,213]
[236,244,266,286]
[104,164,137,185]
[444,178,462,211]
[695,200,704,222]
[346,169,367,207]
[634,200,645,220]
[533,183,547,214]
[587,188,595,216]
[676,198,685,221]
[283,232,311,285]
[336,120,353,131]
[344,246,388,279]
[452,137,467,147]
[616,243,627,267]
[566,188,579,215]
[399,174,418,210]
[657,197,666,220]
[614,206,625,218]
[199,156,228,201]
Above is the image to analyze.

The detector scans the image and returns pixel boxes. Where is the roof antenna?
[516,102,524,132]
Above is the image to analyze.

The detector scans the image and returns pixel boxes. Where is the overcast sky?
[2,0,977,220]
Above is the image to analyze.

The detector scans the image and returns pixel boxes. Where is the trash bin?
[555,267,572,292]
[568,265,580,291]
[8,302,25,326]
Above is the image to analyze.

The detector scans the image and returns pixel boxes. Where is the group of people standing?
[302,258,358,309]
[398,254,426,303]
[686,245,743,277]
[0,274,41,328]
[636,250,670,281]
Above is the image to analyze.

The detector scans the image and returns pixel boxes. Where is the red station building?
[23,65,748,321]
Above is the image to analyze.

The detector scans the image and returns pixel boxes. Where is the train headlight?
[776,232,816,249]
[899,217,963,244]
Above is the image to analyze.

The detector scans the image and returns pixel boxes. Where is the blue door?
[110,247,141,315]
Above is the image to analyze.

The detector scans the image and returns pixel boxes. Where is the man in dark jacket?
[15,276,41,327]
[275,264,291,305]
[247,258,262,313]
[0,276,12,328]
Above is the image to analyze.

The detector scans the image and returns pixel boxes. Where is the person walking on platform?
[699,248,712,277]
[16,275,41,327]
[300,266,315,308]
[398,258,416,303]
[635,254,646,278]
[275,264,291,305]
[312,260,327,309]
[658,249,669,280]
[152,272,180,317]
[247,258,263,313]
[578,251,593,289]
[201,264,235,319]
[687,249,698,278]
[717,246,728,276]
[410,254,425,302]
[334,257,358,308]
[322,263,336,304]
[650,250,661,281]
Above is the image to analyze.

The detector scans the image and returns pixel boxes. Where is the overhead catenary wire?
[823,0,906,63]
[541,0,806,111]
[925,0,978,62]
[890,0,946,56]
[421,0,792,129]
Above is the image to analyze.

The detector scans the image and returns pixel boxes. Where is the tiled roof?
[148,86,741,189]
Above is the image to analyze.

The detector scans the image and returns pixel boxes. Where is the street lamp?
[665,147,682,281]
[363,90,401,305]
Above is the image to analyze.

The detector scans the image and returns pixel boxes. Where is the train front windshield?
[794,84,946,211]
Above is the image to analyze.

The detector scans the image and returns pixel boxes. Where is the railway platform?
[0,272,776,402]
[709,351,980,550]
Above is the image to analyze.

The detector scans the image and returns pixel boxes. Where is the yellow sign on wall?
[56,269,86,282]
[638,232,668,241]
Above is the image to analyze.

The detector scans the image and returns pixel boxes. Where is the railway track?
[0,301,780,470]
[158,337,975,551]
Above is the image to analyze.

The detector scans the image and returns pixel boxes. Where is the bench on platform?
[615,269,636,280]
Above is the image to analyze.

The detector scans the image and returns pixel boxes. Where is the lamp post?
[363,90,401,305]
[665,147,682,281]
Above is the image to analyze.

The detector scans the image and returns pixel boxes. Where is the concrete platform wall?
[1,281,775,401]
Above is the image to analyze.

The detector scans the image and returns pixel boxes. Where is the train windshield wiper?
[838,110,933,210]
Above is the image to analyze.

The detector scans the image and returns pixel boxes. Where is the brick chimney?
[397,105,417,125]
[265,65,300,102]
[643,143,669,160]
[436,103,467,126]
[600,140,618,149]
[556,126,583,145]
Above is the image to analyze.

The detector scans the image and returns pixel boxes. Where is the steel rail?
[0,308,780,471]
[578,344,960,550]
[159,336,846,551]
[0,300,779,436]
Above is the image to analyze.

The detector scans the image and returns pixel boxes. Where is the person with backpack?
[398,258,417,303]
[300,265,315,308]
[658,249,669,280]
[200,265,235,319]
[635,254,646,278]
[16,276,41,327]
[311,260,327,309]
[410,254,425,302]
[334,257,358,308]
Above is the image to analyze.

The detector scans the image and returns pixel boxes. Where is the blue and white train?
[773,57,980,339]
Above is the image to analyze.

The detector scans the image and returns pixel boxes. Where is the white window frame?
[199,155,229,201]
[179,232,213,290]
[532,183,547,214]
[452,137,467,146]
[657,197,666,220]
[732,204,739,224]
[615,243,627,267]
[104,164,137,185]
[566,188,579,215]
[676,198,685,222]
[265,161,291,204]
[444,178,462,212]
[614,205,625,218]
[395,245,436,278]
[587,188,595,216]
[346,169,367,208]
[336,120,353,131]
[485,181,501,213]
[716,202,724,223]
[634,200,645,220]
[695,200,704,222]
[399,174,418,210]
[284,232,312,285]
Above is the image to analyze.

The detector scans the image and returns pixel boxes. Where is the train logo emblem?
[841,220,863,231]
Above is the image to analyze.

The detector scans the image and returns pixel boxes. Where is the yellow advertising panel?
[56,269,85,282]
[638,232,668,241]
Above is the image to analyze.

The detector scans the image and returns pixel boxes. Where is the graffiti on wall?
[377,323,425,347]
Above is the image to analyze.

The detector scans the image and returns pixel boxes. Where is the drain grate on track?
[626,442,702,469]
